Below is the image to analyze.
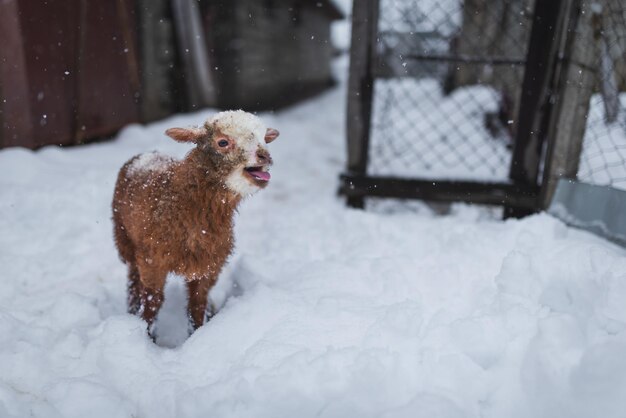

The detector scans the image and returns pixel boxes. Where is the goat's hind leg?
[137,264,167,339]
[113,218,143,316]
[127,263,143,315]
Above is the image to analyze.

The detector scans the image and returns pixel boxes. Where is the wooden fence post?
[539,0,597,208]
[506,0,570,217]
[345,0,379,208]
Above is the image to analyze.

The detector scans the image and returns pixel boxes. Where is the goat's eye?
[217,139,229,148]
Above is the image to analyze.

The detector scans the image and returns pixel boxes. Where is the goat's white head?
[165,110,279,196]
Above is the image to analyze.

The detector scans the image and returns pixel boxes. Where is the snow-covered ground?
[2,57,626,418]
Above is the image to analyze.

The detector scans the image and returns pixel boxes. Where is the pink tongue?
[250,170,271,181]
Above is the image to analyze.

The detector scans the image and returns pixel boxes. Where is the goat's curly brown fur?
[113,150,241,331]
[112,111,278,338]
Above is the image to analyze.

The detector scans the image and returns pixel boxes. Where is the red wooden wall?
[0,0,140,149]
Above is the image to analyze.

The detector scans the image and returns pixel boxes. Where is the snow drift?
[1,60,626,418]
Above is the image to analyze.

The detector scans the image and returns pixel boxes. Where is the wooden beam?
[340,174,539,209]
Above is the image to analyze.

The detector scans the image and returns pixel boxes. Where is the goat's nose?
[256,149,272,165]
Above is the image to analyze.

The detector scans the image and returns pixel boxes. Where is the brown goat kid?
[112,110,279,338]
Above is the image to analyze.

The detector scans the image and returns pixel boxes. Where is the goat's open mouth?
[244,166,271,182]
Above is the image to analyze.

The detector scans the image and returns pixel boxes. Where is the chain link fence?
[342,0,626,216]
[368,0,534,182]
[576,1,626,190]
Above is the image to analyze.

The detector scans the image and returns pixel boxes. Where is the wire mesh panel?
[369,0,533,182]
[342,0,571,215]
[343,0,626,221]
[575,1,626,190]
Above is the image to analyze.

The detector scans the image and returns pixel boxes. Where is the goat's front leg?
[137,264,166,338]
[186,276,217,333]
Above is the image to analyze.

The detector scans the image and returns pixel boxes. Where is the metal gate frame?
[339,0,574,217]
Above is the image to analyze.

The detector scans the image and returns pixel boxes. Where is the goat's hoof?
[127,297,142,315]
[147,322,158,342]
[186,308,217,336]
[205,303,217,322]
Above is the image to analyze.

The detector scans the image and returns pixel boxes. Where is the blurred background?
[1,0,625,222]
[0,0,347,149]
[338,0,626,221]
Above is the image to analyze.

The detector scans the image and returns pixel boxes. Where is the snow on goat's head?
[209,110,266,147]
[165,110,280,197]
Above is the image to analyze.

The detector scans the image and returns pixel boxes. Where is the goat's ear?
[264,128,279,144]
[165,127,204,143]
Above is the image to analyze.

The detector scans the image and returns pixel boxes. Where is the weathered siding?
[1,0,341,148]
[0,0,140,150]
[0,0,81,148]
[214,0,336,109]
[137,0,179,122]
[73,1,140,142]
[295,9,334,83]
[203,0,243,108]
[0,0,35,148]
